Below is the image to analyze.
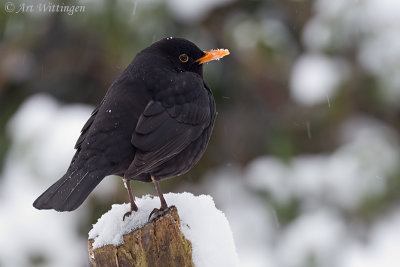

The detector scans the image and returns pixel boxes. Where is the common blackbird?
[33,37,229,217]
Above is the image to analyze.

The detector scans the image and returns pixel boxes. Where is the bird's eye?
[179,53,189,63]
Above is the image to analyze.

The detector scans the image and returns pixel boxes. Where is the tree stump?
[88,206,194,267]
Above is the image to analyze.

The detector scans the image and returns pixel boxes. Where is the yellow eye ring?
[179,53,189,63]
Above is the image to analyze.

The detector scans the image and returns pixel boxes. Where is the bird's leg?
[148,176,169,221]
[123,178,138,221]
[151,176,168,210]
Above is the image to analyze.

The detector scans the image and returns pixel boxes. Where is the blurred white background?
[1,0,400,266]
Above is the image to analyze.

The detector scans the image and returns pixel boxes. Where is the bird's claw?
[148,207,169,222]
[123,211,133,221]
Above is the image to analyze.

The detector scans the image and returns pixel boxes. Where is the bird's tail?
[33,165,105,212]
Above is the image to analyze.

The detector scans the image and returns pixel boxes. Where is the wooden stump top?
[88,206,194,267]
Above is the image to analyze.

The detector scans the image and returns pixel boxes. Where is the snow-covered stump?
[88,193,239,267]
[88,206,193,267]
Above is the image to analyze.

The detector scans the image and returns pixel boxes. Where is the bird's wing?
[70,103,101,164]
[74,104,101,150]
[127,73,212,177]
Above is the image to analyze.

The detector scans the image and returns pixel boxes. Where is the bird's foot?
[122,179,139,221]
[123,211,133,221]
[123,207,138,221]
[148,206,169,222]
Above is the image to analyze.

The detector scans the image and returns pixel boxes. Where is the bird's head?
[147,37,230,76]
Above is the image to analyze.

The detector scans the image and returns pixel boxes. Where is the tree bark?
[88,206,194,267]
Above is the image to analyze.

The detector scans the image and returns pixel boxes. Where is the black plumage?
[33,37,229,214]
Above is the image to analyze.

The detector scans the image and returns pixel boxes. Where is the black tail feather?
[33,167,105,211]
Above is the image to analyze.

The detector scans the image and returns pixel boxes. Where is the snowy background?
[1,0,400,266]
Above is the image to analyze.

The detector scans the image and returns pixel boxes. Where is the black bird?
[33,37,229,218]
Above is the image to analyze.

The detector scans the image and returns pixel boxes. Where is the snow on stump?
[88,192,239,267]
[88,206,193,266]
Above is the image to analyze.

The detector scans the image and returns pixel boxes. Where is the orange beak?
[196,49,230,64]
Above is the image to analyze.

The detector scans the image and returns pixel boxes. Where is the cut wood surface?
[88,206,194,267]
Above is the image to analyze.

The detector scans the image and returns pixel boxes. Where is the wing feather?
[126,72,211,178]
